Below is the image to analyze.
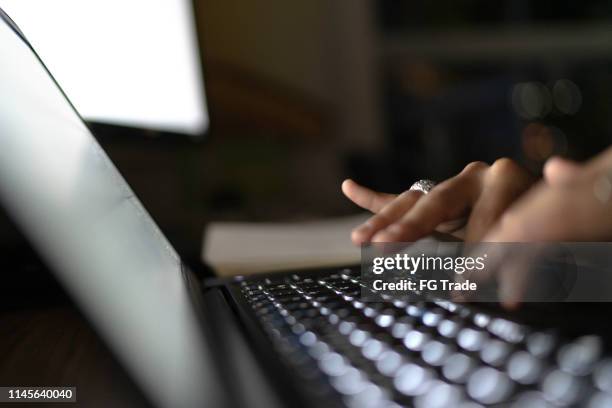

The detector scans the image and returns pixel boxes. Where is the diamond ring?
[409,179,437,195]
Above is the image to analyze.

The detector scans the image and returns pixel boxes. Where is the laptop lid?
[0,10,222,408]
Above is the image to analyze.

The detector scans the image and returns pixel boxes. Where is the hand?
[342,158,535,244]
[480,148,612,308]
[486,148,612,242]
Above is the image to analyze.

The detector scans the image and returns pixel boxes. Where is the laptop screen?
[0,0,208,136]
[0,11,219,407]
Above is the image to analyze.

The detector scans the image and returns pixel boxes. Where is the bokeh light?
[521,122,568,162]
[512,82,552,120]
[552,79,582,115]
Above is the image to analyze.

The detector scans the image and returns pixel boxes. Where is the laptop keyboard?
[236,267,612,408]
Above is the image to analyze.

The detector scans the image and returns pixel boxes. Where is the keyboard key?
[507,351,543,384]
[330,367,368,395]
[349,329,370,347]
[593,359,612,392]
[480,339,512,367]
[487,318,525,344]
[363,306,379,318]
[308,341,331,359]
[319,352,349,377]
[422,308,445,327]
[362,339,386,361]
[339,321,356,336]
[392,299,407,308]
[511,391,551,408]
[442,353,476,383]
[526,331,557,358]
[375,350,404,376]
[557,335,602,375]
[328,314,340,325]
[472,313,491,328]
[291,323,307,335]
[403,329,430,351]
[588,391,612,408]
[343,383,390,408]
[391,317,414,339]
[414,380,463,408]
[393,363,434,396]
[467,367,514,404]
[457,328,487,352]
[374,312,395,328]
[437,318,461,338]
[421,340,452,367]
[433,300,459,313]
[353,300,365,309]
[406,303,425,318]
[299,331,318,347]
[541,369,583,406]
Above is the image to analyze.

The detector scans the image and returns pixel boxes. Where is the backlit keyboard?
[236,267,612,407]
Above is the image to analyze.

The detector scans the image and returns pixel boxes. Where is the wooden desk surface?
[0,305,149,408]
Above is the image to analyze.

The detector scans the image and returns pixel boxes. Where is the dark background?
[0,3,612,403]
[2,0,612,259]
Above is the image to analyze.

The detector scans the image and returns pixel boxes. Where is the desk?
[0,306,149,407]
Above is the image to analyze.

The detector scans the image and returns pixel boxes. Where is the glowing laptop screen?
[0,0,208,135]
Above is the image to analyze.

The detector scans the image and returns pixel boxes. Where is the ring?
[409,179,436,195]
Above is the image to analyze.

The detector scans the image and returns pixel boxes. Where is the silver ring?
[409,179,436,194]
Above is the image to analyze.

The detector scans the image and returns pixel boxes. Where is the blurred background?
[2,0,612,258]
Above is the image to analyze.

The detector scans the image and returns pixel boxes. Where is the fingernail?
[372,229,397,243]
[371,225,401,242]
[371,233,388,243]
[352,224,373,244]
[352,224,371,239]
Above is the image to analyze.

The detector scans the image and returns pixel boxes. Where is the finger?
[585,145,612,174]
[466,243,510,285]
[351,189,423,244]
[544,148,612,184]
[544,157,582,186]
[459,242,532,306]
[372,164,487,242]
[436,217,467,234]
[498,254,534,309]
[498,244,575,309]
[485,182,612,242]
[464,159,534,242]
[341,179,396,213]
[484,184,566,242]
[464,243,538,308]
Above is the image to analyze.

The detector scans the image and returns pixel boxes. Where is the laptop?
[1,8,611,408]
